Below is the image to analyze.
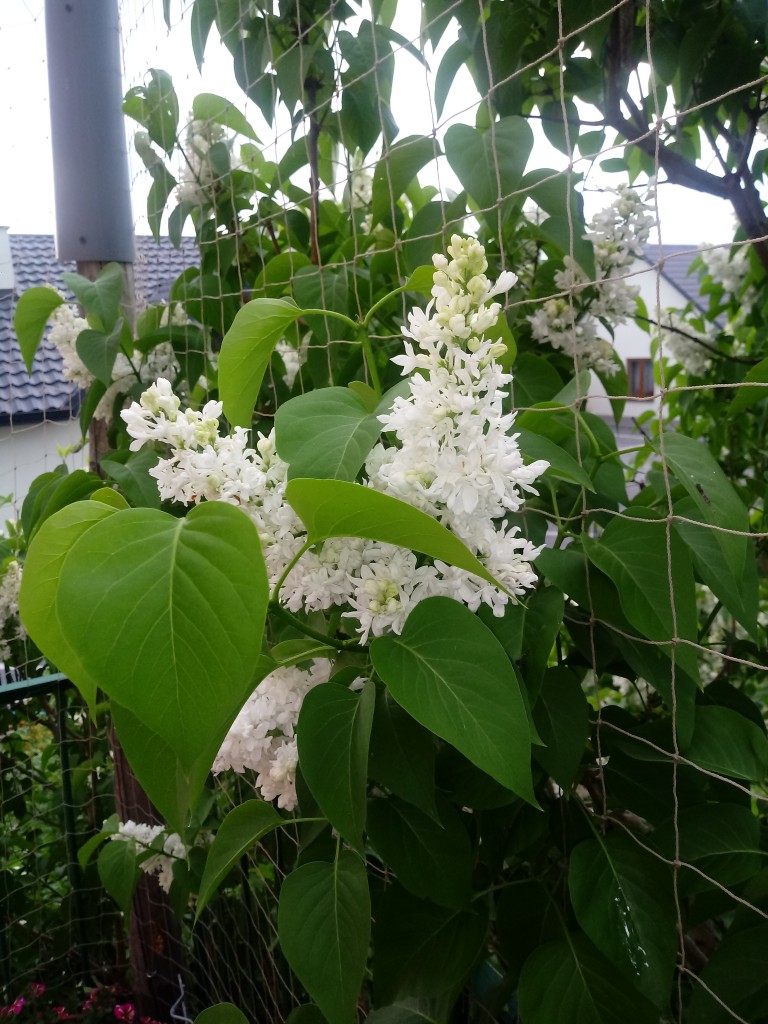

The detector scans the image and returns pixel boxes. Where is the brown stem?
[266,219,281,255]
[635,313,758,366]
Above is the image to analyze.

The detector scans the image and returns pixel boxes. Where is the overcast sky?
[0,0,738,248]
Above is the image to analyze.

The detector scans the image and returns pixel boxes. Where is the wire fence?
[1,0,767,1021]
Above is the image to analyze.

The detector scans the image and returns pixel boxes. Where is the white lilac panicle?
[110,820,206,894]
[212,661,332,809]
[528,183,656,373]
[176,118,228,206]
[0,560,25,663]
[46,290,92,388]
[658,312,713,377]
[700,243,750,296]
[122,235,548,643]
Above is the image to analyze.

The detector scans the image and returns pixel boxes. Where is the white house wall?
[0,418,86,519]
[587,257,692,420]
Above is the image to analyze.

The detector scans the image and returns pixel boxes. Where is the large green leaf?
[19,501,118,709]
[444,117,533,218]
[521,168,595,279]
[533,667,589,789]
[126,68,178,155]
[368,689,437,820]
[689,925,768,1023]
[101,448,163,510]
[192,93,259,141]
[278,852,370,1024]
[297,680,374,850]
[652,803,764,896]
[674,496,758,637]
[658,432,750,577]
[191,0,218,70]
[728,356,768,414]
[75,319,125,386]
[373,883,488,1003]
[97,841,139,916]
[584,511,699,684]
[275,388,383,481]
[22,468,103,541]
[366,795,473,908]
[197,800,285,915]
[569,833,677,1006]
[285,479,502,591]
[370,597,535,803]
[219,297,303,426]
[195,1004,250,1024]
[686,705,768,781]
[293,267,351,354]
[522,586,565,698]
[147,166,177,242]
[13,286,64,373]
[110,701,213,834]
[55,503,269,773]
[371,135,439,228]
[536,543,698,744]
[516,427,595,491]
[517,934,659,1024]
[61,262,125,331]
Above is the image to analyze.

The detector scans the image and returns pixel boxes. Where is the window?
[627,358,654,399]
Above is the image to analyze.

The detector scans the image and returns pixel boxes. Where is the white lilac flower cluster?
[47,293,92,388]
[528,183,656,374]
[0,560,25,663]
[110,819,203,894]
[176,118,228,206]
[700,243,750,296]
[657,311,713,377]
[212,660,332,809]
[122,236,548,647]
[275,337,308,389]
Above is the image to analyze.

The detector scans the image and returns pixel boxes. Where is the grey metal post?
[45,0,135,264]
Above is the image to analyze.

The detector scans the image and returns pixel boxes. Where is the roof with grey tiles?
[1,234,198,425]
[640,243,705,312]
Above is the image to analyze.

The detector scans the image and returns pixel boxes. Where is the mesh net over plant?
[2,0,768,1022]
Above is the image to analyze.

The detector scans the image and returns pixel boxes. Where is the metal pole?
[44,0,135,264]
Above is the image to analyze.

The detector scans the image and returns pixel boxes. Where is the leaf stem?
[597,444,647,463]
[299,308,359,332]
[360,329,382,398]
[361,284,407,327]
[268,600,364,652]
[270,538,314,604]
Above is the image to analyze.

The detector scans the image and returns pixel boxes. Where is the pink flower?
[10,999,24,1016]
[28,986,45,998]
[114,1005,136,1023]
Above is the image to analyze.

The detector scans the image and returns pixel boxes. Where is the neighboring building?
[588,243,704,435]
[0,229,197,515]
